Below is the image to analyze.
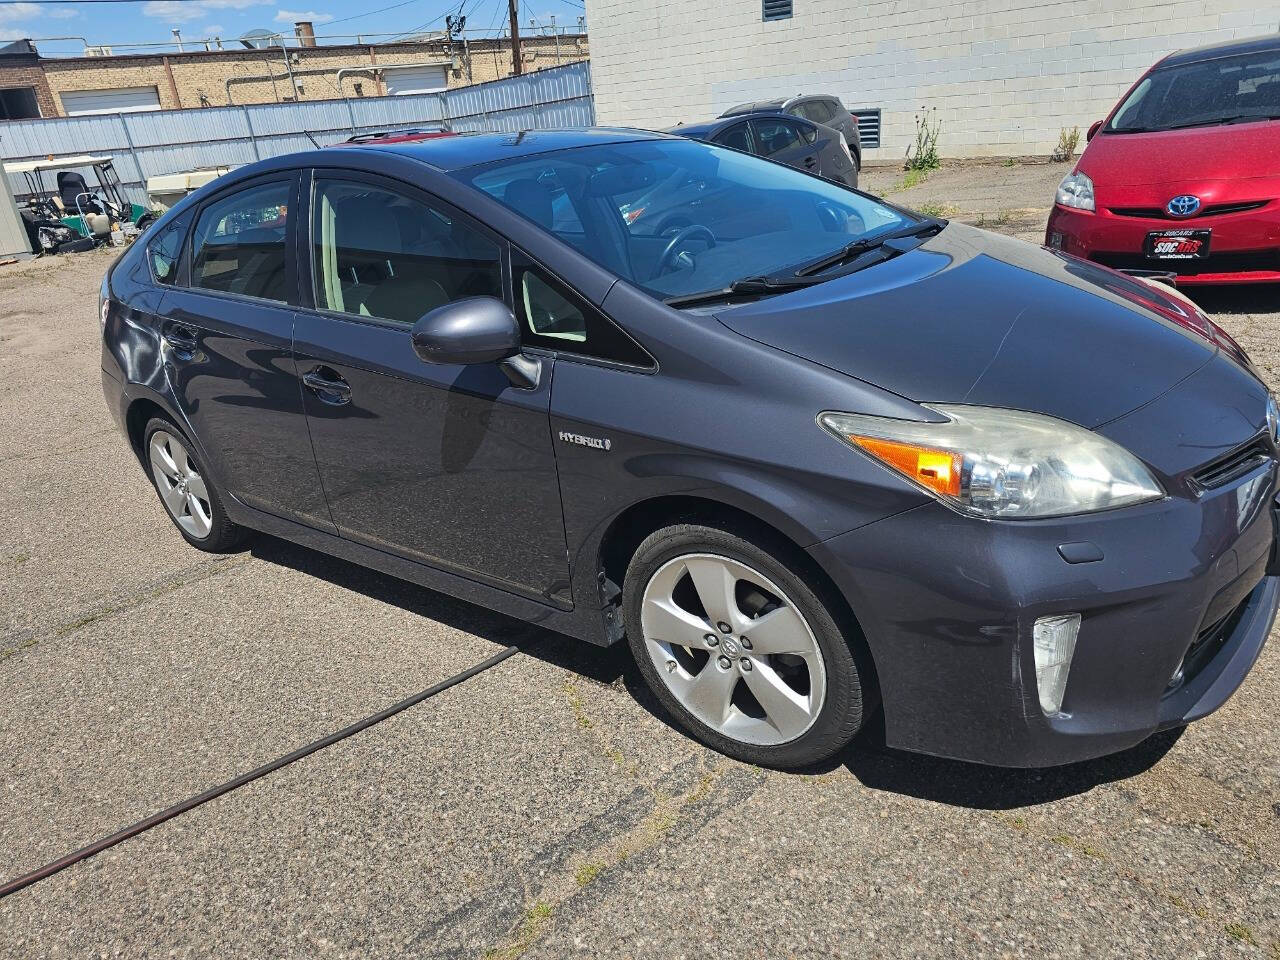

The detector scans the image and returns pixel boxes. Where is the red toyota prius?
[1046,34,1280,285]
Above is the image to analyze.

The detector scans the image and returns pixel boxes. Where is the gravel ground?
[1,170,1278,959]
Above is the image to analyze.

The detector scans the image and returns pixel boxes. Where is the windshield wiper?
[1166,114,1280,129]
[794,216,946,277]
[663,274,826,309]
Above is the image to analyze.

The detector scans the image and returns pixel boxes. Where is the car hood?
[1078,122,1280,187]
[714,224,1219,429]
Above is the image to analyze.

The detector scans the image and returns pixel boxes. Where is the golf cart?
[4,154,152,253]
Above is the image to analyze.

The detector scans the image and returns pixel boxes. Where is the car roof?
[720,98,787,117]
[1157,33,1280,70]
[378,127,666,170]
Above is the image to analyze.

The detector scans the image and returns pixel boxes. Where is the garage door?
[60,86,161,116]
[383,66,448,97]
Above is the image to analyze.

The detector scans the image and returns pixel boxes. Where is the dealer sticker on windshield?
[1145,228,1211,260]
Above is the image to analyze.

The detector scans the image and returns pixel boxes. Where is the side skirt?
[223,498,610,646]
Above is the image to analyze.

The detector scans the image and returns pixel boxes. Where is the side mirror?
[410,296,520,366]
[1086,120,1103,142]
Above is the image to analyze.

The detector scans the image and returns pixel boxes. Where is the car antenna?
[302,129,321,148]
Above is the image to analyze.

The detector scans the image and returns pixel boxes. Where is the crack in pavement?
[1,555,248,661]
[404,755,766,959]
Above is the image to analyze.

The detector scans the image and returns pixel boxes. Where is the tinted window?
[191,181,291,302]
[1109,50,1280,132]
[795,100,832,123]
[752,118,803,156]
[147,212,189,286]
[458,139,909,300]
[515,254,652,367]
[311,179,501,325]
[712,123,752,152]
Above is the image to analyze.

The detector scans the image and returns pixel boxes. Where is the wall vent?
[852,108,881,149]
[762,0,792,22]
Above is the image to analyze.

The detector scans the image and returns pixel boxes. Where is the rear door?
[292,169,571,604]
[749,117,821,176]
[159,172,334,531]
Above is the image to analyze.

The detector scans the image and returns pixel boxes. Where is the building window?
[0,86,40,120]
[762,0,792,21]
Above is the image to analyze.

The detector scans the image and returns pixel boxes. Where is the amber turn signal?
[848,435,963,497]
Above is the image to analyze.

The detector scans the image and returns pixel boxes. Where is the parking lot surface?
[2,166,1278,958]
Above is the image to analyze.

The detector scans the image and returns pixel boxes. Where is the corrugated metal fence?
[1,60,595,207]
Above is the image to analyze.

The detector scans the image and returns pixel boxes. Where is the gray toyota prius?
[100,129,1280,769]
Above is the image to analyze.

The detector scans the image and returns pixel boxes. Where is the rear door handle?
[163,323,199,358]
[302,366,351,405]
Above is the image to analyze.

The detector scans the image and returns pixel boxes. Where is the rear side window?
[146,211,190,286]
[191,181,292,302]
[311,178,501,325]
[796,100,833,123]
[752,118,803,157]
[712,123,752,152]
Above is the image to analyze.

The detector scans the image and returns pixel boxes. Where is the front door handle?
[302,366,351,405]
[163,323,199,359]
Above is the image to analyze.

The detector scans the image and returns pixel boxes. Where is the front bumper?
[809,467,1279,767]
[1046,203,1280,285]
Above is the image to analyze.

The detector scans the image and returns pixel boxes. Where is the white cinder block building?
[584,0,1280,161]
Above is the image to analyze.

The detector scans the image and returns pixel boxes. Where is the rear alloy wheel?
[625,524,864,768]
[143,417,248,552]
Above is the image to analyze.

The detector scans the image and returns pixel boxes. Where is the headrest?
[503,178,554,230]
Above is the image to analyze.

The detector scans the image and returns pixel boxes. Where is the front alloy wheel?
[624,524,865,769]
[641,554,827,745]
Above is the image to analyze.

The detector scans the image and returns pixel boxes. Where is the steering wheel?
[651,224,716,280]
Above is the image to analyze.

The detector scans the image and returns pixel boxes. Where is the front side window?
[191,181,291,302]
[311,179,501,325]
[147,211,190,286]
[1108,50,1280,133]
[458,138,910,300]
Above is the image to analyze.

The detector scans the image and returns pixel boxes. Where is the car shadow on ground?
[1181,283,1280,315]
[249,534,1183,812]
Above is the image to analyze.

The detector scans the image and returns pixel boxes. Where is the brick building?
[0,28,587,118]
[0,40,57,119]
[584,0,1279,159]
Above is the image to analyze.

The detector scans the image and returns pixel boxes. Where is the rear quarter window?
[146,212,191,286]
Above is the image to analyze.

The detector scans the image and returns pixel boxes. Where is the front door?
[161,172,334,532]
[293,172,571,605]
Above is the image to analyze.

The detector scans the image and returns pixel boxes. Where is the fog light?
[1033,614,1080,716]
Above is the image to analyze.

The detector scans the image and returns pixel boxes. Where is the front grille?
[1091,250,1280,276]
[1191,439,1272,489]
[1108,200,1270,220]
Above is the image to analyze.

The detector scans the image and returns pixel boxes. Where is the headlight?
[1055,170,1095,212]
[819,405,1163,519]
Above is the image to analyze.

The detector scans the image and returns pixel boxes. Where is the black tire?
[623,522,864,769]
[142,416,249,553]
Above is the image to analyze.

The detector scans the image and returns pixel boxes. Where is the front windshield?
[1108,49,1280,132]
[455,138,911,298]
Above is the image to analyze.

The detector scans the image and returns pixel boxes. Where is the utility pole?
[507,0,522,75]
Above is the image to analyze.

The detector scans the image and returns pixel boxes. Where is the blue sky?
[2,0,585,56]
